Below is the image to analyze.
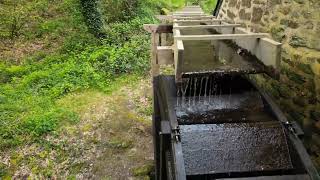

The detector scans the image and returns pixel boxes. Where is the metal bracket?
[172,126,181,142]
[283,121,304,138]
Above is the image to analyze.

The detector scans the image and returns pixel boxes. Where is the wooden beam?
[173,24,241,30]
[173,12,205,15]
[143,24,173,33]
[174,33,269,41]
[173,23,184,82]
[173,19,222,23]
[157,46,174,65]
[173,16,215,19]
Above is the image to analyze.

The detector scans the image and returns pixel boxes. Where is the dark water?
[173,75,294,175]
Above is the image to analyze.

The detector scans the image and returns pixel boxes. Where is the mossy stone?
[270,26,285,41]
[252,7,263,22]
[280,19,299,29]
[289,36,307,48]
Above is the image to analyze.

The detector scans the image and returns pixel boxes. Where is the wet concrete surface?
[179,28,264,77]
[180,122,293,175]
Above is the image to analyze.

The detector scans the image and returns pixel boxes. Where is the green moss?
[270,26,285,42]
[286,71,306,84]
[289,36,307,48]
[310,110,320,121]
[132,164,154,176]
[296,63,314,75]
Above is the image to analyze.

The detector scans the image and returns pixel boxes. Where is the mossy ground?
[0,75,154,179]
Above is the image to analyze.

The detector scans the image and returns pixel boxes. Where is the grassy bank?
[0,0,217,177]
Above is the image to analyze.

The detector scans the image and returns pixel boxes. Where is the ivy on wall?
[80,0,105,38]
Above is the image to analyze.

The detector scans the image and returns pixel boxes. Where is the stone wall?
[218,0,320,170]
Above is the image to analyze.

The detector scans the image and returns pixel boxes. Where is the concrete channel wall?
[217,0,320,170]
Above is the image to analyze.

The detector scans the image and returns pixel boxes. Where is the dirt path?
[0,76,154,179]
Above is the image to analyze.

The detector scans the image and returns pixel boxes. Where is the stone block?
[280,19,299,29]
[239,9,251,20]
[229,0,238,7]
[270,26,286,41]
[253,0,266,5]
[241,0,252,8]
[251,7,264,22]
[227,10,236,19]
[267,0,282,7]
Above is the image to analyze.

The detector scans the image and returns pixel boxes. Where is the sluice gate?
[144,6,320,180]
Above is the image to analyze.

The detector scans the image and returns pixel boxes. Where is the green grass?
[0,0,218,155]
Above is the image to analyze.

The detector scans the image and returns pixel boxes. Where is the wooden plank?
[151,32,160,76]
[173,23,184,82]
[157,46,173,65]
[173,24,241,30]
[143,24,173,33]
[173,19,221,23]
[174,33,269,41]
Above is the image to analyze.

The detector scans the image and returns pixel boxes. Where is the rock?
[279,6,291,15]
[251,7,263,22]
[241,0,251,8]
[229,0,238,7]
[253,0,266,5]
[267,0,282,7]
[227,10,236,19]
[280,19,299,29]
[239,9,251,20]
[289,36,307,48]
[236,1,241,9]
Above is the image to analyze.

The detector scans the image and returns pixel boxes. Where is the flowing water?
[173,75,294,175]
[169,25,293,176]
